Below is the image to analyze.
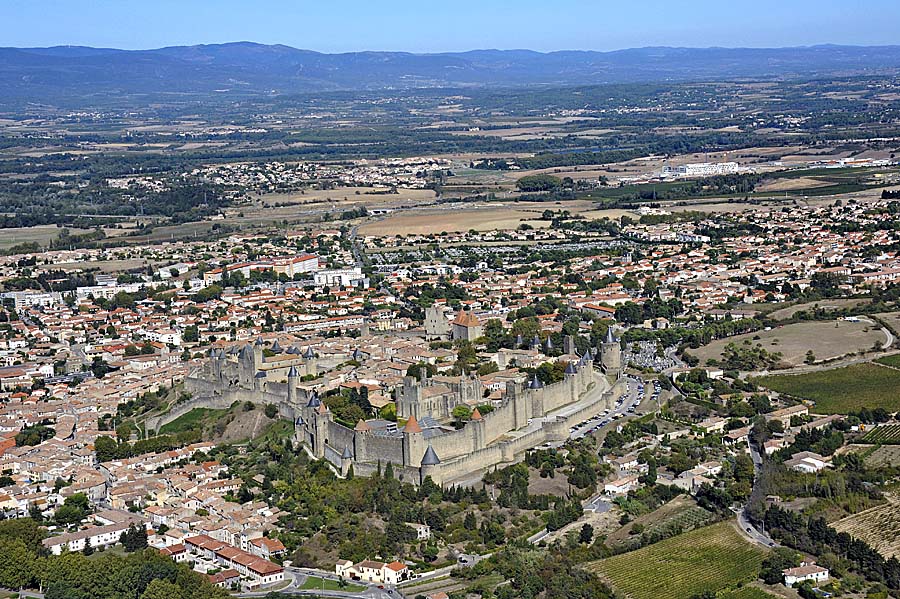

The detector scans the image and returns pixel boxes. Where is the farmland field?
[604,495,716,549]
[754,363,900,413]
[862,424,900,445]
[358,205,552,235]
[0,225,92,250]
[833,493,900,558]
[863,444,900,467]
[586,522,768,599]
[692,320,883,367]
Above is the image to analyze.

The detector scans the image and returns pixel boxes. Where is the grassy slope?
[158,407,229,435]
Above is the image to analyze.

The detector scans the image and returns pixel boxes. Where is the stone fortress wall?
[170,331,624,485]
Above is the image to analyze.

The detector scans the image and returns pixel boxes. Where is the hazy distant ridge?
[3,42,900,99]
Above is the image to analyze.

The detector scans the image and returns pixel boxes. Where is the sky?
[5,0,900,53]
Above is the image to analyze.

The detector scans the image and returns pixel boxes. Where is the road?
[238,567,399,599]
[734,440,778,548]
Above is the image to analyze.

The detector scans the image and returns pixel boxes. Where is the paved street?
[238,566,400,599]
[734,441,778,548]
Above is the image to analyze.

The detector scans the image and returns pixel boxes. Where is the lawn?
[754,362,900,414]
[586,522,768,599]
[876,354,900,369]
[158,407,229,435]
[298,576,364,592]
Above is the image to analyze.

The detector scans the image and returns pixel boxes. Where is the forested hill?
[3,42,900,102]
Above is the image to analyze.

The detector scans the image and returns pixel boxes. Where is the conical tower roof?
[404,414,423,434]
[471,407,483,421]
[529,375,544,389]
[421,445,441,466]
[341,446,353,459]
[354,419,371,432]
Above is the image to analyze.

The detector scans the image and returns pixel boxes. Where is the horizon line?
[5,40,900,55]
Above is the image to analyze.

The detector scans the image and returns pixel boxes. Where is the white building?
[313,267,367,288]
[603,474,640,496]
[0,291,62,310]
[663,162,740,178]
[406,522,431,541]
[42,521,141,555]
[783,563,829,587]
[785,451,828,473]
[336,559,411,585]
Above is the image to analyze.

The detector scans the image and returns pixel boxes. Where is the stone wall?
[436,376,625,485]
[325,421,355,455]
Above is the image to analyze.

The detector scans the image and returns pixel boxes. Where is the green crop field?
[587,522,768,599]
[754,363,900,414]
[862,424,900,445]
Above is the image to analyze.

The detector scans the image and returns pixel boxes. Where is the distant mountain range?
[3,42,900,102]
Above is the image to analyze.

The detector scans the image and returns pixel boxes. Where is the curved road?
[238,567,399,599]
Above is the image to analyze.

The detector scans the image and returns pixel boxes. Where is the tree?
[733,453,755,483]
[0,518,46,554]
[0,537,36,589]
[182,325,199,343]
[579,523,594,544]
[120,523,148,552]
[452,405,472,427]
[516,174,562,192]
[760,547,800,584]
[55,503,86,526]
[602,430,625,450]
[95,436,119,462]
[141,579,184,599]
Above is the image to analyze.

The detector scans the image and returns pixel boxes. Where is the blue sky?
[6,0,900,52]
